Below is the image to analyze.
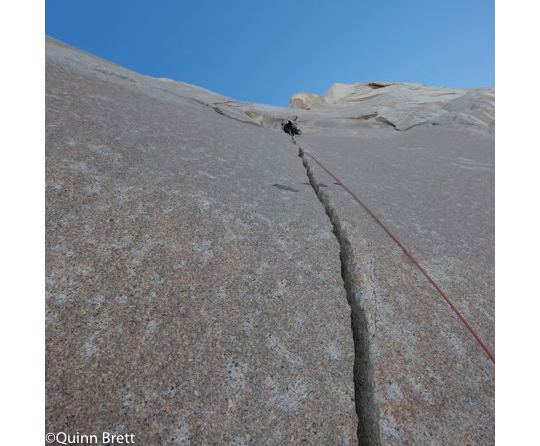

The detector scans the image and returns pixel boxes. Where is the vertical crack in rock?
[292,137,380,445]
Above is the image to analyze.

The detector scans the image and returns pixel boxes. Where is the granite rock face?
[290,92,323,110]
[46,36,494,445]
[290,81,494,132]
[46,37,357,445]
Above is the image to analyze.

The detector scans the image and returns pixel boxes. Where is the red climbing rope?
[303,150,495,364]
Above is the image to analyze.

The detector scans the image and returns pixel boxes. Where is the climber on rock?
[282,116,302,136]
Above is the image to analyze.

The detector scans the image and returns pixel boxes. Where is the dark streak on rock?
[272,184,299,192]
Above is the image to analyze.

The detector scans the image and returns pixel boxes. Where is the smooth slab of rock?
[46,35,494,445]
[46,36,357,445]
[299,126,494,445]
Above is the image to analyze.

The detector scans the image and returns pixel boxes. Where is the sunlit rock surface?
[290,92,323,109]
[290,81,494,132]
[46,36,494,445]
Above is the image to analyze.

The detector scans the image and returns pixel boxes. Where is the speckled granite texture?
[46,36,494,445]
[46,38,357,445]
[296,130,494,445]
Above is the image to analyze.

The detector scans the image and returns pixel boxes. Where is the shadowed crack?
[291,136,380,445]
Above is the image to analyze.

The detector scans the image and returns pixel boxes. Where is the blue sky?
[46,0,494,106]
